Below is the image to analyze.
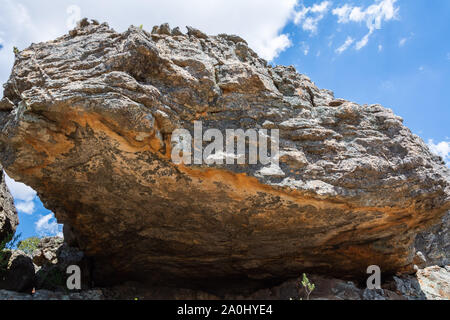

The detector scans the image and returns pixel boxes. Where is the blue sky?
[0,0,449,240]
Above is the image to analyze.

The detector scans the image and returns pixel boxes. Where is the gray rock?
[415,210,449,266]
[389,266,450,300]
[32,237,89,290]
[415,265,450,300]
[0,169,18,244]
[0,19,448,292]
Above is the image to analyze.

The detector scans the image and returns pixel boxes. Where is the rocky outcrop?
[0,167,24,292]
[391,266,450,300]
[2,265,448,300]
[1,236,89,295]
[32,237,90,290]
[0,20,449,292]
[102,266,450,300]
[0,168,18,243]
[0,250,35,292]
[415,210,449,267]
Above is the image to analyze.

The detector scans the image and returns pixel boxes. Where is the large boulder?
[0,169,18,243]
[0,250,35,292]
[0,20,449,292]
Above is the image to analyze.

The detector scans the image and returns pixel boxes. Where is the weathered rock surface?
[32,237,90,290]
[390,266,450,300]
[415,210,449,267]
[414,266,450,300]
[0,168,18,243]
[0,250,35,292]
[0,20,449,291]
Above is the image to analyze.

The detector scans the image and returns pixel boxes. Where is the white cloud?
[66,5,81,29]
[356,33,370,50]
[4,172,37,215]
[300,42,310,55]
[16,201,35,215]
[399,37,407,47]
[294,1,331,34]
[335,36,354,54]
[398,33,414,47]
[35,213,63,237]
[332,0,399,51]
[4,172,36,202]
[378,44,383,52]
[259,34,292,61]
[428,139,450,165]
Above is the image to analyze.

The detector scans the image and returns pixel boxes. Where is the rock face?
[100,266,450,300]
[0,169,18,243]
[32,237,90,290]
[415,210,449,267]
[0,20,449,292]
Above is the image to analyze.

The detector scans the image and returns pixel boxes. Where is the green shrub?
[299,273,315,300]
[18,237,40,255]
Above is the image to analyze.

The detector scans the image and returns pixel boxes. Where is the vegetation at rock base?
[18,237,40,256]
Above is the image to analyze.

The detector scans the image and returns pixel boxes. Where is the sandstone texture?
[0,20,449,292]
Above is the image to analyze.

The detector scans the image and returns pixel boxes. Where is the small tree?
[299,273,315,300]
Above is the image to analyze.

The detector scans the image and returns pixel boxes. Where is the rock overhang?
[0,19,449,291]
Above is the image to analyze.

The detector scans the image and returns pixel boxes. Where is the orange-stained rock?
[0,20,449,293]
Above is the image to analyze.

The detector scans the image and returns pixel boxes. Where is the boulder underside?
[0,20,449,292]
